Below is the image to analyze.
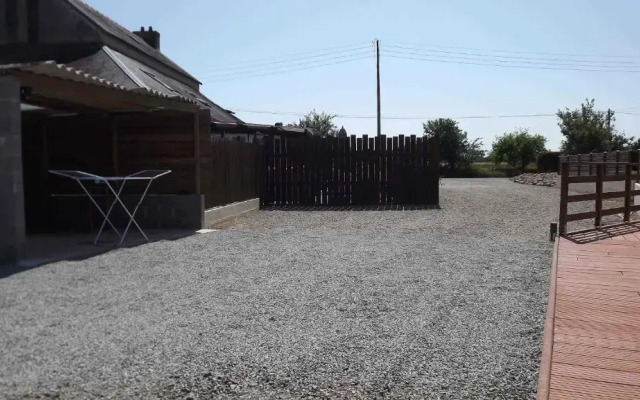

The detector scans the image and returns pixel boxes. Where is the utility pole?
[606,108,612,132]
[376,38,381,137]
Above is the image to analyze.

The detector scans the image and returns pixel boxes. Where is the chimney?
[133,26,160,50]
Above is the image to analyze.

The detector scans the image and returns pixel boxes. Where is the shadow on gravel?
[0,230,198,279]
[564,222,640,244]
[261,204,441,211]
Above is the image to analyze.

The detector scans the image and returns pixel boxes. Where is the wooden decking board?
[557,299,640,314]
[552,343,640,362]
[552,363,640,386]
[540,232,640,400]
[554,334,640,351]
[549,376,640,399]
[553,352,640,373]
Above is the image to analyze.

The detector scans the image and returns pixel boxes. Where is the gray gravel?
[0,178,557,399]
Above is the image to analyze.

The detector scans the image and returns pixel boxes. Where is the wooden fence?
[559,150,640,176]
[204,139,264,208]
[263,135,439,206]
[559,162,640,235]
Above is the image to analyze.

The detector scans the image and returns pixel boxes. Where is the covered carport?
[0,62,210,265]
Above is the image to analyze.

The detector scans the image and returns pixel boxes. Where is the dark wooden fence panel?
[560,150,639,176]
[263,135,439,206]
[205,139,264,208]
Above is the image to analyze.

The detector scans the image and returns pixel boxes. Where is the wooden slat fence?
[204,139,264,208]
[559,150,640,176]
[263,135,439,206]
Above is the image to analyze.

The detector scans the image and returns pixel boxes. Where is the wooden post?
[577,154,581,176]
[111,114,119,175]
[588,153,593,176]
[428,136,440,206]
[559,162,569,236]
[193,111,201,194]
[595,164,603,227]
[624,164,632,222]
[615,150,620,175]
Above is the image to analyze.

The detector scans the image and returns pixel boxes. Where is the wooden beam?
[111,114,119,175]
[559,162,569,235]
[194,111,201,194]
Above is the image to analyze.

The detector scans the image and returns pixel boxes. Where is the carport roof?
[0,61,198,104]
[0,61,201,112]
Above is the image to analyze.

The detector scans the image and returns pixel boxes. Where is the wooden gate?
[262,135,439,206]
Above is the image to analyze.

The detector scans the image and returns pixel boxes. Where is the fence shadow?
[261,204,441,211]
[564,222,640,244]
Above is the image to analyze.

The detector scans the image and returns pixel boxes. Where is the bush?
[537,152,561,172]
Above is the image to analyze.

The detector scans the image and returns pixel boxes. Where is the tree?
[611,131,636,151]
[490,128,547,173]
[423,118,484,171]
[557,99,621,154]
[291,110,338,137]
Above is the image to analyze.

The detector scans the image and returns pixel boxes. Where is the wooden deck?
[538,223,640,400]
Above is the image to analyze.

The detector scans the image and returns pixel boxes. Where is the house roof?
[66,0,201,85]
[68,46,242,123]
[212,122,314,136]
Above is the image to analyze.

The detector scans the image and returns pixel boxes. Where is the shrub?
[537,152,561,172]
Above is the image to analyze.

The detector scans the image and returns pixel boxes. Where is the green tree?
[291,110,338,137]
[611,131,636,151]
[490,128,547,173]
[423,118,484,171]
[557,99,619,154]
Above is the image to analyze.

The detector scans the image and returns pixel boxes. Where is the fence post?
[595,164,603,227]
[589,153,593,175]
[577,154,581,176]
[624,164,632,222]
[428,136,440,206]
[615,150,620,175]
[559,162,569,236]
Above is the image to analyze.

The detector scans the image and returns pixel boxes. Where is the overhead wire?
[382,53,640,73]
[194,42,369,75]
[384,45,640,67]
[203,54,374,82]
[230,109,559,120]
[385,41,640,59]
[199,45,371,76]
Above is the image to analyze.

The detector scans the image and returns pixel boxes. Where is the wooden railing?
[559,162,640,236]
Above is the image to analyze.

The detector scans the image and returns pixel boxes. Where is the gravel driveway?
[0,178,557,399]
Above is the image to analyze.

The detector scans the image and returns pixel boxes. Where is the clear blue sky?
[86,0,640,151]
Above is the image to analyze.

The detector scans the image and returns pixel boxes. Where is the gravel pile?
[0,178,557,399]
[511,173,558,187]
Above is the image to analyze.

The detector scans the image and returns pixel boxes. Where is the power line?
[203,54,374,82]
[382,53,640,73]
[194,42,370,73]
[230,108,558,120]
[199,45,371,75]
[386,41,640,59]
[201,50,373,79]
[384,45,640,67]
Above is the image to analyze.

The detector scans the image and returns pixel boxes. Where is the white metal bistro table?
[49,170,171,246]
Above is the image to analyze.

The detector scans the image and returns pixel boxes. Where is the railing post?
[589,153,593,175]
[615,150,620,175]
[624,164,632,222]
[595,164,603,227]
[559,162,569,236]
[577,154,581,176]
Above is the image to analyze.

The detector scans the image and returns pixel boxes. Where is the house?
[0,0,289,264]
